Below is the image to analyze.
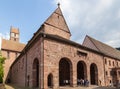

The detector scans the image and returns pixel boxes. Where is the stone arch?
[32,58,39,87]
[77,61,87,85]
[59,57,72,86]
[90,63,98,85]
[48,73,53,88]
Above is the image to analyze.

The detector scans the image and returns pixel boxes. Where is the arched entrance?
[77,61,87,85]
[59,58,72,86]
[48,73,53,88]
[90,63,98,85]
[32,58,39,87]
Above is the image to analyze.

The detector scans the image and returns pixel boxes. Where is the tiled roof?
[86,35,120,60]
[10,27,19,34]
[1,39,25,52]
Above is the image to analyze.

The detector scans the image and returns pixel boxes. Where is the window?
[113,61,114,66]
[117,62,119,67]
[105,59,107,64]
[16,34,19,38]
[11,33,14,37]
[109,60,111,66]
[106,71,108,75]
[14,38,16,41]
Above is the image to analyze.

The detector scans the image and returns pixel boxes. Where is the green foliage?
[0,52,6,83]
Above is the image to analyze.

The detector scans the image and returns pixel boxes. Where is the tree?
[116,47,120,51]
[0,52,6,83]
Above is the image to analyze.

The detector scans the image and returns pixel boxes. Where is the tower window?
[14,38,17,41]
[16,34,19,38]
[11,33,14,37]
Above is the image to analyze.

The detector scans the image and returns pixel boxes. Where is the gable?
[82,35,99,51]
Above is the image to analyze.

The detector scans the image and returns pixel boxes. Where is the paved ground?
[59,85,119,89]
[5,84,120,89]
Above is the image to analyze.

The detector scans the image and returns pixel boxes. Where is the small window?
[109,60,111,66]
[117,62,119,66]
[11,33,14,37]
[106,71,108,75]
[14,38,16,41]
[16,34,19,38]
[105,59,107,64]
[113,61,114,66]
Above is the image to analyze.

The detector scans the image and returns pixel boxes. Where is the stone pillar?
[87,64,90,84]
[72,63,77,87]
[53,67,59,89]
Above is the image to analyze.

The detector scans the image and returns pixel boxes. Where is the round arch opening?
[59,58,72,86]
[77,61,87,85]
[32,58,39,87]
[90,63,98,85]
[48,73,53,88]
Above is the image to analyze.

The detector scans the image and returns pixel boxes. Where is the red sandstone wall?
[44,24,71,39]
[2,50,20,82]
[43,38,105,89]
[104,57,120,86]
[10,37,43,88]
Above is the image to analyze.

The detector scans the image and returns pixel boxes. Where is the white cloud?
[53,0,120,47]
[0,33,10,40]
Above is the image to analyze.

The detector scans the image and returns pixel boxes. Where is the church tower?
[43,4,71,39]
[10,26,19,42]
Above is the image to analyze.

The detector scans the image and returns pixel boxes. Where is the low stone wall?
[0,84,5,89]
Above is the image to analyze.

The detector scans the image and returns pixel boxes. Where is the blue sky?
[0,0,55,43]
[0,0,120,48]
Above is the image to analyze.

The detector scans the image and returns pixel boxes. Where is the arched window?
[48,73,53,88]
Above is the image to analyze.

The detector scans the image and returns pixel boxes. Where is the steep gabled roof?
[2,39,25,52]
[44,6,71,34]
[83,35,120,59]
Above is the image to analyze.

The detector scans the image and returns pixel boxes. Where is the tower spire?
[57,2,60,7]
[43,4,71,39]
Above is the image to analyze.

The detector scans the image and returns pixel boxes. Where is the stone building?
[8,6,120,89]
[0,26,25,82]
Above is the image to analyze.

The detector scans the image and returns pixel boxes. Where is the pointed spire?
[43,5,71,39]
[57,2,60,7]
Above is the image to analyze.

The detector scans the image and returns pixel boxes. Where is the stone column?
[53,67,59,89]
[71,63,77,87]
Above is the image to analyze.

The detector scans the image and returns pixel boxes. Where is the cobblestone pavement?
[5,84,119,89]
